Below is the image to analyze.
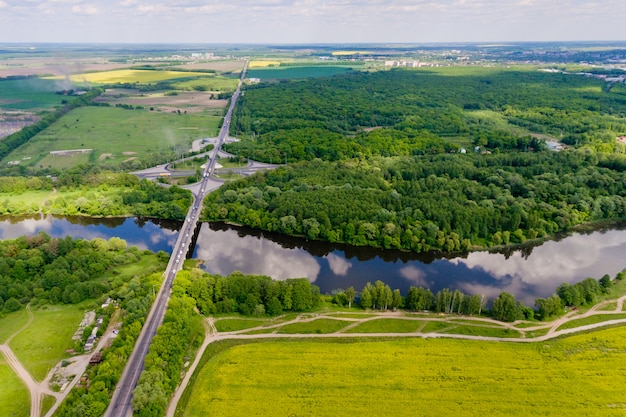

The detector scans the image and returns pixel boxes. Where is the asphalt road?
[104,60,248,417]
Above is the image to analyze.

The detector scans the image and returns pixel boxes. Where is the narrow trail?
[165,295,626,417]
[0,303,43,417]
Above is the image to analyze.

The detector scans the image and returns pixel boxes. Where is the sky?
[0,0,624,44]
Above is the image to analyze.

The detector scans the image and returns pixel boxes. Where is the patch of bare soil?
[97,90,228,112]
[122,151,137,155]
[166,60,246,73]
[0,58,138,77]
[122,157,137,163]
[99,153,113,160]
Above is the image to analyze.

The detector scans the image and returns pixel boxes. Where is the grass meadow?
[343,318,422,333]
[555,313,626,331]
[0,353,29,417]
[9,302,91,381]
[0,308,30,344]
[2,106,220,169]
[181,327,626,417]
[214,319,268,333]
[0,78,66,110]
[276,319,349,334]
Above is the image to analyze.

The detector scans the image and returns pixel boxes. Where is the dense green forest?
[226,68,626,161]
[203,150,626,252]
[0,233,157,314]
[0,168,192,219]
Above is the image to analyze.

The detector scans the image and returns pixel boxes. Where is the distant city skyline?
[0,0,624,44]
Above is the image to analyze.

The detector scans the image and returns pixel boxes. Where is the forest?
[0,168,192,220]
[202,150,626,252]
[225,67,626,162]
[0,233,153,314]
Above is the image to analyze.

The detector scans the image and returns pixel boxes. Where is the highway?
[104,60,248,417]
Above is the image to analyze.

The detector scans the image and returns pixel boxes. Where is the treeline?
[226,68,626,162]
[0,233,148,314]
[55,273,163,417]
[177,269,321,316]
[0,168,192,219]
[0,88,102,161]
[331,269,624,322]
[132,282,204,417]
[202,150,626,252]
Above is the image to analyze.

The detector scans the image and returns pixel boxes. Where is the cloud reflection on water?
[195,224,321,281]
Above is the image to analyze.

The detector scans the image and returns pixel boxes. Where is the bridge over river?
[104,61,248,417]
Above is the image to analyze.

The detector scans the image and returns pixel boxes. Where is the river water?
[1,215,625,304]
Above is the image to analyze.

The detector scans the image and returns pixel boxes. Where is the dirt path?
[165,295,626,417]
[1,303,45,417]
[1,305,122,417]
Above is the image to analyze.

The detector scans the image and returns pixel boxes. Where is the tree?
[3,297,21,313]
[391,289,402,310]
[491,292,520,322]
[345,287,355,308]
[360,284,372,309]
[599,274,612,293]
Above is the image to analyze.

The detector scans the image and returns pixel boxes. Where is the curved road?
[104,60,248,417]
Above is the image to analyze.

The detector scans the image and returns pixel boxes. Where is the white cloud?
[72,3,99,14]
[325,253,352,276]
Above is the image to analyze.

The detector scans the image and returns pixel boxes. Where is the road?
[104,60,248,417]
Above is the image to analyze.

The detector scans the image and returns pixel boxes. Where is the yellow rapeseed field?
[46,69,210,84]
[184,327,626,416]
[247,61,281,68]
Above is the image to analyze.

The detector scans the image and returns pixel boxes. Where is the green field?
[9,303,90,381]
[182,327,626,417]
[172,77,239,93]
[0,308,30,344]
[2,106,221,169]
[0,353,29,417]
[0,78,66,110]
[276,319,350,334]
[214,319,268,332]
[555,313,626,331]
[246,66,357,80]
[343,318,422,333]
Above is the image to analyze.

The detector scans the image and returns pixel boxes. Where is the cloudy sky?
[0,0,624,44]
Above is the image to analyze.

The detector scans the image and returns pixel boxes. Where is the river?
[1,215,625,304]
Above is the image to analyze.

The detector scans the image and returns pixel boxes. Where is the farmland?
[47,69,215,85]
[246,65,358,80]
[0,78,66,110]
[1,106,221,170]
[181,327,626,417]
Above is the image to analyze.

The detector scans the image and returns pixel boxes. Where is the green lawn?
[421,320,455,333]
[2,106,221,170]
[0,309,30,344]
[9,303,90,381]
[182,327,626,417]
[0,353,29,417]
[276,319,349,334]
[214,319,269,333]
[440,325,522,338]
[555,313,626,332]
[343,318,421,333]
